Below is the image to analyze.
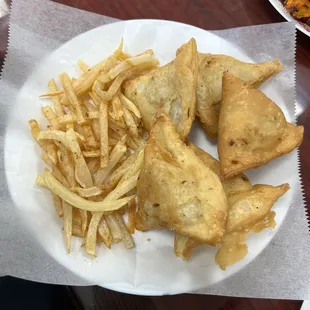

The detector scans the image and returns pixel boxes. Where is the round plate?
[4,19,296,295]
[269,0,310,37]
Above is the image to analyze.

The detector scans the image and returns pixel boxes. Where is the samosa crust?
[136,114,228,244]
[124,38,198,140]
[196,54,283,138]
[218,72,303,179]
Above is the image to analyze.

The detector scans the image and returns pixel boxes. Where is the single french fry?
[111,96,124,120]
[63,201,73,253]
[84,98,98,111]
[82,125,98,148]
[99,99,109,168]
[109,144,144,188]
[29,121,61,165]
[52,193,63,217]
[28,119,41,141]
[119,93,141,119]
[72,224,85,238]
[73,66,101,96]
[52,164,70,188]
[72,207,82,226]
[58,143,76,188]
[114,38,124,59]
[71,186,102,198]
[45,142,58,165]
[41,150,53,166]
[83,150,101,158]
[48,79,64,117]
[105,214,122,243]
[127,199,136,234]
[59,73,86,124]
[87,158,100,176]
[29,119,59,160]
[78,60,90,73]
[79,210,88,235]
[58,114,77,125]
[66,128,93,188]
[36,174,48,188]
[122,106,139,138]
[39,90,64,98]
[41,106,61,130]
[118,147,144,186]
[93,140,127,186]
[98,216,112,249]
[115,214,134,248]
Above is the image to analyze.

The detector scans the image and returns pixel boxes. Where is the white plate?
[4,19,297,295]
[269,0,310,37]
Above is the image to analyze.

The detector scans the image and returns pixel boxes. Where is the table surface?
[1,0,309,309]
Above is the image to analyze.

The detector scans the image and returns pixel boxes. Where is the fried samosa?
[136,114,228,244]
[174,144,289,268]
[196,54,283,138]
[218,72,303,179]
[215,183,289,270]
[174,143,251,261]
[124,38,198,140]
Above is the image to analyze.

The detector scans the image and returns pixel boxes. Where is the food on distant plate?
[218,72,304,179]
[124,38,198,140]
[174,143,289,268]
[196,54,283,138]
[29,37,302,270]
[281,0,310,25]
[136,113,228,244]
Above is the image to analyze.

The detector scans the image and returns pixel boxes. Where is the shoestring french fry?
[85,175,138,255]
[93,140,127,186]
[59,72,86,125]
[78,60,90,73]
[30,40,161,256]
[119,93,141,119]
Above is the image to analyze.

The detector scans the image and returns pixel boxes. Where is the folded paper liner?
[0,0,310,298]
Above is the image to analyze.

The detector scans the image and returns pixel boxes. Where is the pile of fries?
[29,40,158,256]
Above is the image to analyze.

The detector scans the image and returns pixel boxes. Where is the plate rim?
[4,18,297,296]
[268,0,310,37]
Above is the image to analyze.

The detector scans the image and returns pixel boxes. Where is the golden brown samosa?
[174,143,251,261]
[215,183,289,270]
[218,72,303,179]
[136,114,228,244]
[174,144,289,267]
[124,38,198,140]
[196,54,283,138]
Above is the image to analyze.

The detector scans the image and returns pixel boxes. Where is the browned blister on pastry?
[196,54,283,138]
[124,38,198,140]
[218,72,303,179]
[136,114,228,245]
